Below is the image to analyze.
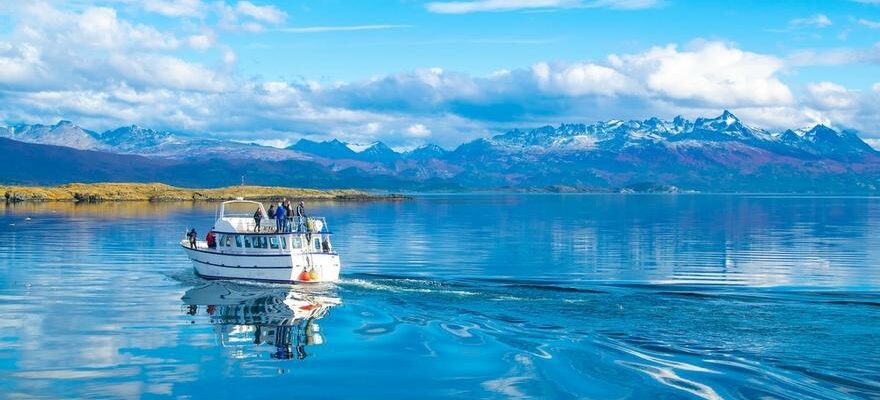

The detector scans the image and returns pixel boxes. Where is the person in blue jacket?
[275,201,287,232]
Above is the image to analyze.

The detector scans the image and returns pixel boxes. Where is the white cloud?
[806,81,856,109]
[222,47,237,65]
[21,5,181,50]
[789,14,832,28]
[532,61,630,96]
[143,0,205,17]
[238,138,293,148]
[0,42,43,87]
[108,54,227,92]
[187,32,215,50]
[216,1,285,32]
[0,2,878,148]
[610,41,793,107]
[235,1,286,24]
[425,0,656,14]
[406,124,432,138]
[858,18,880,29]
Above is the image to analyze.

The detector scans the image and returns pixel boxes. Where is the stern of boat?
[307,253,341,283]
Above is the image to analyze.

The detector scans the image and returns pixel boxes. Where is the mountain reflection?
[181,282,340,360]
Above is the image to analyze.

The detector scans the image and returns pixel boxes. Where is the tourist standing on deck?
[206,230,217,249]
[187,228,197,248]
[283,200,293,232]
[294,201,305,231]
[253,208,263,232]
[275,201,287,232]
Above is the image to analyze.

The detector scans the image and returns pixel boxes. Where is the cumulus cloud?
[0,43,44,87]
[187,32,216,50]
[532,61,631,96]
[0,2,878,148]
[609,41,793,107]
[807,81,856,109]
[406,124,432,138]
[18,4,181,51]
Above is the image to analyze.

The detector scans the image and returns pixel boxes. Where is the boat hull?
[182,245,341,283]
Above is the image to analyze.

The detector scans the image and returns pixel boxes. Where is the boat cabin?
[208,200,334,255]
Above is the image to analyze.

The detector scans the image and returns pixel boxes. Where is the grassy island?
[1,183,406,203]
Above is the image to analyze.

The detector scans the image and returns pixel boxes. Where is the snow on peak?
[720,110,739,125]
[346,141,377,153]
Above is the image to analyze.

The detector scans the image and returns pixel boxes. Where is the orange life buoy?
[298,270,311,281]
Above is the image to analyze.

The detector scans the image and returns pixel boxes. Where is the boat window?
[270,236,280,249]
[235,235,242,247]
[225,235,232,247]
[244,236,252,248]
[280,236,288,250]
[313,238,321,251]
[257,236,268,249]
[291,236,302,249]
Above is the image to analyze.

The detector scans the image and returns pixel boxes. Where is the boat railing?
[228,216,332,234]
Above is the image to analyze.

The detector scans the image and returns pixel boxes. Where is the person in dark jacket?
[283,199,293,232]
[294,201,306,231]
[267,204,276,219]
[253,208,263,232]
[275,202,287,232]
[187,228,197,248]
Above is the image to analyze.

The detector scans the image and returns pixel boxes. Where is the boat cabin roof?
[212,199,331,235]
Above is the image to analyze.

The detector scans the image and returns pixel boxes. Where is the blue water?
[1,194,879,399]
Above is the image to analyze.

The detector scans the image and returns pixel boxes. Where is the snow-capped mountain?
[97,125,178,152]
[289,139,357,159]
[0,122,309,161]
[405,144,448,160]
[357,141,400,162]
[0,121,103,150]
[474,110,875,158]
[3,111,879,192]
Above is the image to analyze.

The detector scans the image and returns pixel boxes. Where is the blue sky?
[0,0,879,148]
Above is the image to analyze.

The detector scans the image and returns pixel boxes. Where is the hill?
[1,182,389,202]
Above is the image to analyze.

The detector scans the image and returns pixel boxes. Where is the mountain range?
[2,111,879,192]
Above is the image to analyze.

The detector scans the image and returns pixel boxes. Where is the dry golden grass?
[1,182,389,202]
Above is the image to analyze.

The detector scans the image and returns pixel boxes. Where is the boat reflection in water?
[181,282,341,360]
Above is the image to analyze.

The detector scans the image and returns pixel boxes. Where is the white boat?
[181,199,341,283]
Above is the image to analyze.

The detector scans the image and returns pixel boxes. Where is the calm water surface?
[0,194,879,399]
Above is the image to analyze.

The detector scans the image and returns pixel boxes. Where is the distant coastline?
[1,183,408,203]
